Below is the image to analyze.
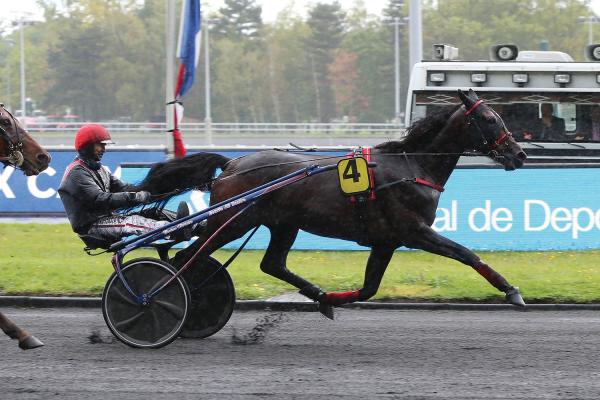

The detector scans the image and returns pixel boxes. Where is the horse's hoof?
[19,335,44,350]
[506,287,526,307]
[318,302,334,320]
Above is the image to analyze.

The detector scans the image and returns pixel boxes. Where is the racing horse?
[0,103,50,349]
[138,89,527,317]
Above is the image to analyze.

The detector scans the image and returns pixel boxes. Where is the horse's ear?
[468,88,479,99]
[457,89,470,105]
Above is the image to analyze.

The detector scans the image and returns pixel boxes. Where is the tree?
[342,23,394,122]
[306,2,346,122]
[4,0,597,124]
[213,0,263,41]
[383,0,406,20]
[329,50,368,120]
[265,16,314,122]
[46,18,106,118]
[423,0,589,61]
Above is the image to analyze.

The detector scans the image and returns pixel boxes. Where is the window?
[410,91,600,142]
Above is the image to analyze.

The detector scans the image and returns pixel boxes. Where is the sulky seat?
[78,233,179,262]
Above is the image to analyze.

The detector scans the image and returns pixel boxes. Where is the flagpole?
[165,0,176,159]
[204,22,212,146]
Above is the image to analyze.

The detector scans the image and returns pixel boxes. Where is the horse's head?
[458,89,527,171]
[0,104,51,176]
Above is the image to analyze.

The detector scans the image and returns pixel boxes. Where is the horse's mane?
[375,106,460,153]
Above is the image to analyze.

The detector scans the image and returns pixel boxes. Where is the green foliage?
[213,0,263,41]
[425,0,590,60]
[305,2,346,122]
[0,0,595,123]
[2,224,600,303]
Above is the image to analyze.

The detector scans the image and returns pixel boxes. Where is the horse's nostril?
[517,151,527,161]
[37,152,51,165]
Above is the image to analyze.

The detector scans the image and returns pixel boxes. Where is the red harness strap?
[464,99,483,116]
[347,146,377,202]
[491,131,509,149]
[362,147,376,200]
[346,148,445,195]
[414,177,445,192]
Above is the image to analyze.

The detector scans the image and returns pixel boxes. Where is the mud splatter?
[231,313,289,345]
[88,329,114,344]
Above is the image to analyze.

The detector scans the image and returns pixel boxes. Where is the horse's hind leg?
[406,224,525,306]
[259,226,319,292]
[259,226,339,318]
[0,311,44,350]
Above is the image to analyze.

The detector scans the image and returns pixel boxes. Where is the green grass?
[1,223,600,302]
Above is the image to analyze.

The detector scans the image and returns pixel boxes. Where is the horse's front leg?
[0,312,44,350]
[405,224,525,307]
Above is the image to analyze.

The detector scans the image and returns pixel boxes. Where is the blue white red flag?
[172,0,201,157]
[176,0,201,98]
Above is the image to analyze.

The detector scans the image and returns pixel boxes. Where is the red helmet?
[74,124,114,151]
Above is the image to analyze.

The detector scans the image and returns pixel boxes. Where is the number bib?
[337,157,371,195]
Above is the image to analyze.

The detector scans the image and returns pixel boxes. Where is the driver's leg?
[87,214,169,243]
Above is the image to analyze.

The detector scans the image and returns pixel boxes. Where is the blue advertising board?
[1,149,600,251]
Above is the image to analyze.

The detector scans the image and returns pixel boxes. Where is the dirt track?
[2,307,600,399]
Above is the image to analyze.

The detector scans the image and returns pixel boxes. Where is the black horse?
[0,104,50,349]
[138,89,527,316]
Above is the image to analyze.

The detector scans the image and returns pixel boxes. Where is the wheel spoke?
[111,285,139,306]
[148,274,174,295]
[149,307,165,342]
[114,309,145,331]
[154,300,185,320]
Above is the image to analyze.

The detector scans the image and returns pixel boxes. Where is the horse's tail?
[136,152,231,195]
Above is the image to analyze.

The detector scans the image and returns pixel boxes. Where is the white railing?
[24,121,405,137]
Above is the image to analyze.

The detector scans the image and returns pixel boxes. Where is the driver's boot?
[173,201,192,242]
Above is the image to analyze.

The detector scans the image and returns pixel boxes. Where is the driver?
[58,124,189,245]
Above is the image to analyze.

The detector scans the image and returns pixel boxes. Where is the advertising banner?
[122,163,600,252]
[1,149,599,251]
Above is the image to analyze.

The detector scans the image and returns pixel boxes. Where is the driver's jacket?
[58,159,139,234]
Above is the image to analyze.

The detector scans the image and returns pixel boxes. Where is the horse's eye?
[486,116,496,124]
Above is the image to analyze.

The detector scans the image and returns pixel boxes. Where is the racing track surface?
[2,307,600,399]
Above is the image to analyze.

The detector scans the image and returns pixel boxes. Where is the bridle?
[464,99,511,155]
[0,103,25,168]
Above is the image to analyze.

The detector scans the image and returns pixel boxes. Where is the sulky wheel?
[102,258,190,349]
[179,256,235,339]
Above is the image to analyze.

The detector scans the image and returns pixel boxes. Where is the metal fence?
[24,121,405,137]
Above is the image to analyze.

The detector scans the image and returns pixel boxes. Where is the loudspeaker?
[432,44,459,61]
[490,44,519,61]
[586,44,600,61]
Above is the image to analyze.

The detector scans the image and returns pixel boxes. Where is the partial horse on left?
[0,103,51,349]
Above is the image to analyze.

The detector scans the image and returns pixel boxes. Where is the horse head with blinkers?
[0,103,49,350]
[458,89,526,171]
[0,103,51,175]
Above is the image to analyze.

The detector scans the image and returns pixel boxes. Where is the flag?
[172,0,201,157]
[176,0,201,99]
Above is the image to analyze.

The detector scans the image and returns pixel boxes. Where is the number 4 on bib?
[337,157,371,195]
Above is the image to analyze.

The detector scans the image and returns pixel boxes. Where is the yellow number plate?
[337,157,371,195]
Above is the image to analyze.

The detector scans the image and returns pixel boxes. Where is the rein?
[0,104,24,168]
[218,151,485,181]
